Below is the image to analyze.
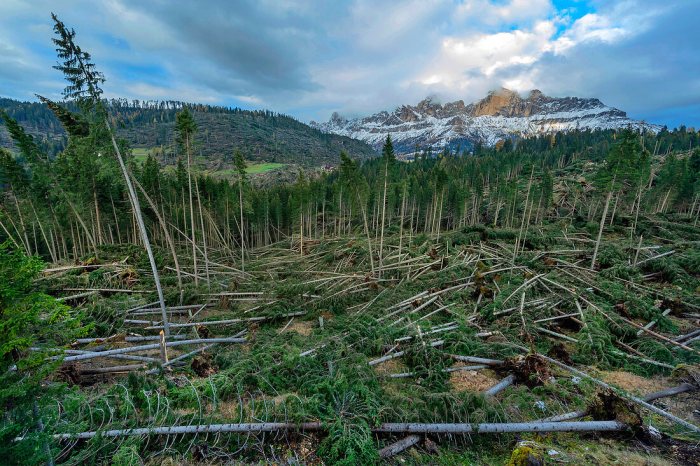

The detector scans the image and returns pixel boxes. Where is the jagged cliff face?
[312,88,660,154]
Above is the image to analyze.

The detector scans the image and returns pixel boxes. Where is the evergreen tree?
[0,242,85,464]
[50,13,171,335]
[234,150,248,269]
[176,108,200,285]
[378,135,395,273]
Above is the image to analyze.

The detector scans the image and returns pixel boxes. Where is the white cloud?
[454,0,553,26]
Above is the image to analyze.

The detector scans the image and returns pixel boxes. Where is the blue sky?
[1,0,698,128]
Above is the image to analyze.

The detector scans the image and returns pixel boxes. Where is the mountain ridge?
[0,97,377,166]
[312,88,661,153]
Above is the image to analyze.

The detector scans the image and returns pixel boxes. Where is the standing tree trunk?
[239,182,246,269]
[378,158,389,277]
[186,134,198,286]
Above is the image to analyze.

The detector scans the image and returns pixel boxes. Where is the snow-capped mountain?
[311,88,660,154]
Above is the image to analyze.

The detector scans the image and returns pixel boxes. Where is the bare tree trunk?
[514,169,533,260]
[133,177,183,291]
[398,183,407,259]
[93,184,103,245]
[0,212,21,250]
[357,192,375,274]
[104,117,170,338]
[239,182,246,269]
[609,190,620,226]
[13,195,32,255]
[299,207,304,256]
[591,190,613,270]
[186,134,198,286]
[378,158,389,276]
[194,176,210,286]
[28,200,56,262]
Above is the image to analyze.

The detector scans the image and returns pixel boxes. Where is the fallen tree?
[45,420,628,440]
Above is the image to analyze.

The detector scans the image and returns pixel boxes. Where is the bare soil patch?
[449,365,500,392]
[283,319,314,336]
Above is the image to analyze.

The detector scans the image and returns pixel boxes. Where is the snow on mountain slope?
[311,88,660,153]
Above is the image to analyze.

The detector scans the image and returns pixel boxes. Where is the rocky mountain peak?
[312,88,660,154]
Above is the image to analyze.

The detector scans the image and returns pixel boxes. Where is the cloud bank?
[0,0,698,127]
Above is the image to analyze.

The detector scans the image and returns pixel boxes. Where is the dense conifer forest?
[0,97,377,167]
[1,14,699,466]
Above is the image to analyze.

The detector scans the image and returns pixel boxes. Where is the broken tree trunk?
[536,353,700,433]
[379,435,420,459]
[57,337,245,363]
[484,374,516,396]
[45,420,627,441]
[590,190,613,270]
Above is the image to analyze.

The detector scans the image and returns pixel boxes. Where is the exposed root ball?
[589,390,643,428]
[191,354,217,377]
[503,354,552,387]
[57,363,81,385]
[548,343,573,365]
[672,364,700,386]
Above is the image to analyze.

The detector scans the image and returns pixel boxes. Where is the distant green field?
[245,162,286,174]
[131,147,151,163]
[128,150,285,176]
[213,163,286,177]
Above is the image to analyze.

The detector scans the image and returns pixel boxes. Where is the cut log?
[373,420,626,434]
[368,340,444,366]
[643,383,697,402]
[540,382,697,423]
[144,311,306,330]
[79,364,146,374]
[673,329,700,343]
[636,309,672,336]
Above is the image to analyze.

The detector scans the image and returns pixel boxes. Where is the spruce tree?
[175,108,200,285]
[378,135,395,275]
[50,13,171,336]
[234,150,247,270]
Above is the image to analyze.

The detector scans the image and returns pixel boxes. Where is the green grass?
[212,163,287,178]
[245,162,286,174]
[134,153,286,178]
[131,147,151,164]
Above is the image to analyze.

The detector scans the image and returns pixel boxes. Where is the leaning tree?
[49,13,170,336]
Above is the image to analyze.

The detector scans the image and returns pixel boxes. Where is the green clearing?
[245,162,286,174]
[211,162,287,178]
[131,147,151,163]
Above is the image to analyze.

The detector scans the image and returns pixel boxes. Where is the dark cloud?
[120,1,324,93]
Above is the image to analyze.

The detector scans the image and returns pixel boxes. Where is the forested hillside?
[0,97,377,166]
[1,13,699,466]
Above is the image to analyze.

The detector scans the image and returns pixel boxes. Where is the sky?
[1,0,699,128]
